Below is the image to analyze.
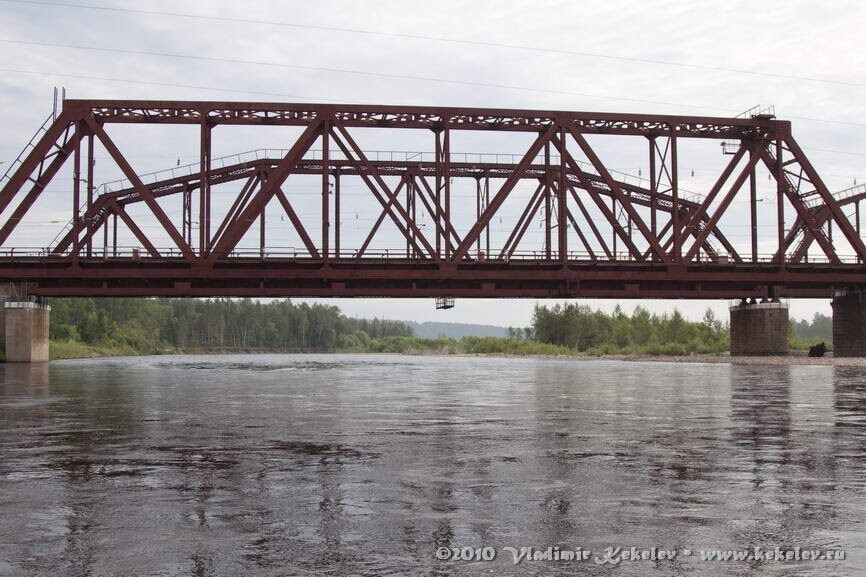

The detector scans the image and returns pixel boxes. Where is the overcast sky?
[1,0,865,326]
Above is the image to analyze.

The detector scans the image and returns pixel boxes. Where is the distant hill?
[403,321,509,339]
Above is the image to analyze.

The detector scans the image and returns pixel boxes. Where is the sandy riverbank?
[528,351,866,368]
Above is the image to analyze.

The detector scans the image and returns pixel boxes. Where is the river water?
[0,354,864,577]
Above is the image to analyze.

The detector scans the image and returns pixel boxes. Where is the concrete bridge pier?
[832,289,866,357]
[1,283,50,363]
[729,298,789,356]
[4,302,50,362]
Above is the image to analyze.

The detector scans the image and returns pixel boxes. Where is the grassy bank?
[49,339,139,360]
[39,335,829,362]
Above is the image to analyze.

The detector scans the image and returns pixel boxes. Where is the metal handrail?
[1,246,862,264]
[94,147,705,203]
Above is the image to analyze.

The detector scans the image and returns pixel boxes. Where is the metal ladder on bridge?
[0,112,55,191]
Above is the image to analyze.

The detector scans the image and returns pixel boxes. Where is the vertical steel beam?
[453,125,557,262]
[334,170,341,257]
[611,197,617,258]
[331,126,434,259]
[776,139,785,265]
[484,175,490,257]
[85,116,194,258]
[434,129,442,258]
[199,117,211,257]
[750,165,758,262]
[86,133,94,257]
[475,176,481,255]
[409,174,416,258]
[785,136,866,260]
[443,125,451,258]
[103,213,108,256]
[72,120,82,261]
[544,141,552,259]
[209,120,322,259]
[558,130,568,263]
[670,132,680,262]
[562,129,664,262]
[322,119,330,263]
[259,207,266,258]
[683,145,762,262]
[649,137,657,236]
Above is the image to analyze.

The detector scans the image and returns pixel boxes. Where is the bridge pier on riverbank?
[729,299,789,356]
[3,301,50,363]
[832,289,866,357]
[0,298,4,359]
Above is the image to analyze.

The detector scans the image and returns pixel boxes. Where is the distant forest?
[38,298,834,360]
[515,305,832,355]
[49,298,411,354]
[517,304,728,355]
[790,313,833,341]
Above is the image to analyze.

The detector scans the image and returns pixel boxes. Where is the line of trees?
[519,304,728,355]
[45,298,834,359]
[49,298,411,354]
[790,313,832,342]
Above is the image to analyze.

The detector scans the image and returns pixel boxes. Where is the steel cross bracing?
[0,99,865,299]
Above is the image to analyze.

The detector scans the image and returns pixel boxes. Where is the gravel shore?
[593,352,866,366]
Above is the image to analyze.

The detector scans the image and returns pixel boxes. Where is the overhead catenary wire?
[0,39,733,113]
[1,38,865,130]
[2,0,865,90]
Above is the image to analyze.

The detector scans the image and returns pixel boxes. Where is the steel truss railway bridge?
[2,100,866,360]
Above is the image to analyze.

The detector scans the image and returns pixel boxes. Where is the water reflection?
[729,365,793,483]
[2,361,49,391]
[0,355,864,576]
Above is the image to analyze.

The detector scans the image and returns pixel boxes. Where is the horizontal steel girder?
[0,99,864,299]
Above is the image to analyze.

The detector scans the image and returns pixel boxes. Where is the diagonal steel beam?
[85,114,194,259]
[501,181,545,258]
[783,136,866,260]
[416,174,462,249]
[453,125,557,262]
[0,112,75,216]
[209,120,323,259]
[274,187,321,258]
[758,147,840,263]
[357,176,409,258]
[0,132,77,246]
[567,126,670,263]
[112,202,161,257]
[652,210,739,262]
[674,145,747,250]
[210,173,259,250]
[552,134,643,260]
[331,125,436,260]
[568,184,614,260]
[683,145,762,262]
[565,207,596,260]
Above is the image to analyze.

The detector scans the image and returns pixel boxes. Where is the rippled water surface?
[1,354,865,576]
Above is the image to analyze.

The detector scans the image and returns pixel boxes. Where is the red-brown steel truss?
[0,99,865,299]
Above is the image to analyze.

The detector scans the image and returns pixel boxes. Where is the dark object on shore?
[808,342,828,357]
